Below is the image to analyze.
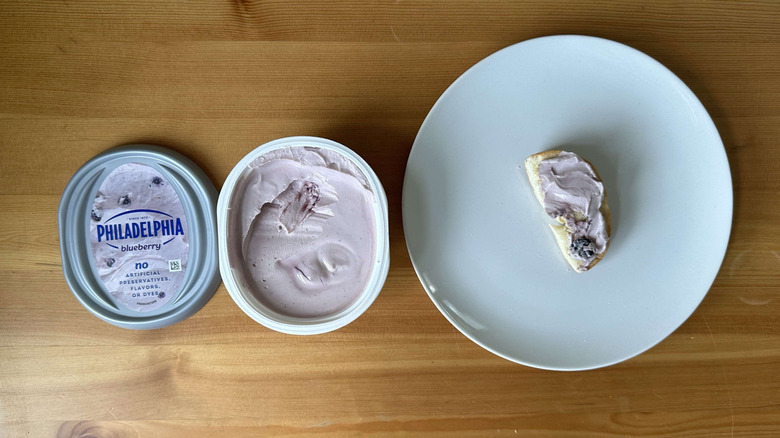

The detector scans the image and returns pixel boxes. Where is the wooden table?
[2,1,779,436]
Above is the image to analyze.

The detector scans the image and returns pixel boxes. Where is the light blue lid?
[58,144,220,329]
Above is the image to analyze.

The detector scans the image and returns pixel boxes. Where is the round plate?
[402,35,732,370]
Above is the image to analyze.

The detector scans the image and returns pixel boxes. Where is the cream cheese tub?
[59,145,220,329]
[218,137,389,334]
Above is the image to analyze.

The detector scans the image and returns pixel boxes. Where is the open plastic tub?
[218,136,390,334]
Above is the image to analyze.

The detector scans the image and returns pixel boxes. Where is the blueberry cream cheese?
[525,150,611,272]
[218,137,389,334]
[59,145,220,329]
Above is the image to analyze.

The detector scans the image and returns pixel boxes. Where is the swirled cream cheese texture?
[90,163,189,312]
[538,151,608,263]
[230,147,376,317]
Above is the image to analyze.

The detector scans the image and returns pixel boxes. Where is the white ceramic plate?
[402,35,732,371]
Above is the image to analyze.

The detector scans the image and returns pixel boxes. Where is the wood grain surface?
[2,1,779,436]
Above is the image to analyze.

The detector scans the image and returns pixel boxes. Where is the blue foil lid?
[58,144,220,329]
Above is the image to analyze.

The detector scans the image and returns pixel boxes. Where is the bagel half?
[524,150,611,272]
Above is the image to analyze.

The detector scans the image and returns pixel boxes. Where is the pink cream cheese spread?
[537,151,609,265]
[229,147,377,318]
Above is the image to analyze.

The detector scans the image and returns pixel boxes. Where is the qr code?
[168,259,182,272]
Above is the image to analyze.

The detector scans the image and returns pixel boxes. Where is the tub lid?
[58,144,220,329]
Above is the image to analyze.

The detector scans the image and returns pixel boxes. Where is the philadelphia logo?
[96,209,184,249]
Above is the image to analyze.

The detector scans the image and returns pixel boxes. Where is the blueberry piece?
[91,209,102,221]
[119,195,131,206]
[570,237,592,252]
[571,237,596,259]
[106,257,116,267]
[151,176,163,185]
